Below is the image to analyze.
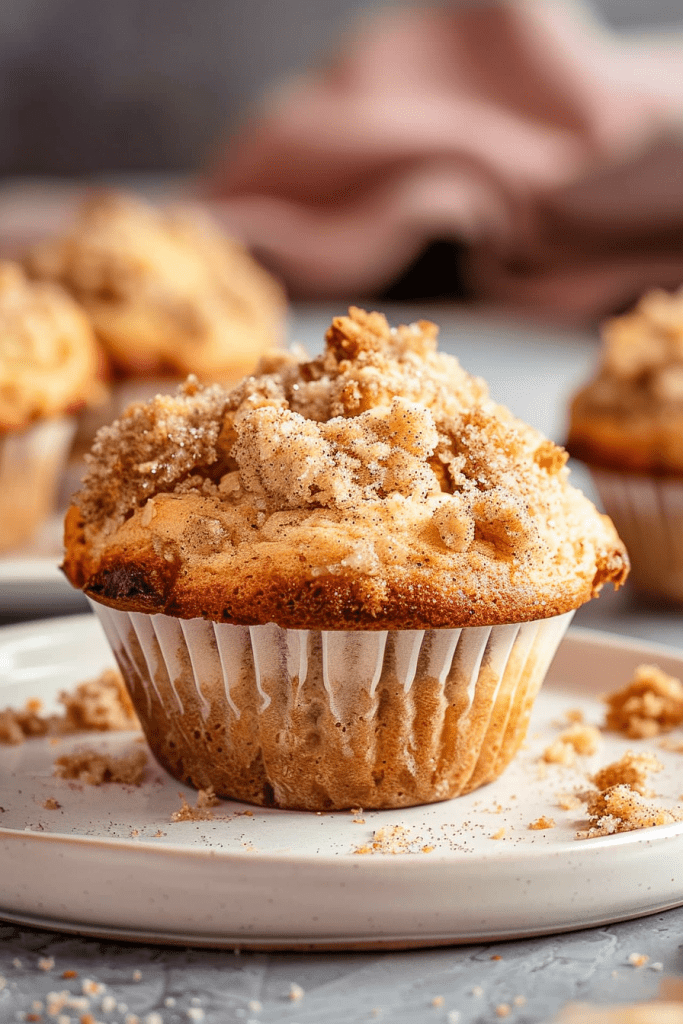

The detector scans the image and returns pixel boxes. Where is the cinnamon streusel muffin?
[64,308,628,809]
[568,287,683,601]
[26,190,285,382]
[0,262,99,551]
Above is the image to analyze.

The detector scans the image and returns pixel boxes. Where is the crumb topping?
[0,261,99,432]
[604,664,683,738]
[65,308,628,628]
[53,746,147,785]
[0,668,138,745]
[26,191,284,378]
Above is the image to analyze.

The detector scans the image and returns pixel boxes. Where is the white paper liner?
[90,600,573,809]
[591,468,683,601]
[0,416,75,552]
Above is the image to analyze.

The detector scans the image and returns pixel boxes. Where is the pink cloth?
[205,2,683,322]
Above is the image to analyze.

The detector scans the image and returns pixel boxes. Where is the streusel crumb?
[54,747,147,785]
[591,751,663,797]
[578,784,683,839]
[170,787,220,822]
[604,664,683,738]
[0,669,138,745]
[353,824,414,855]
[528,816,556,830]
[543,723,602,766]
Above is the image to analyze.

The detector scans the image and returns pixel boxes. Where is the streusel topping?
[26,191,285,378]
[0,261,99,431]
[65,308,628,628]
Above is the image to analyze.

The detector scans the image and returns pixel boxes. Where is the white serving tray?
[2,615,683,949]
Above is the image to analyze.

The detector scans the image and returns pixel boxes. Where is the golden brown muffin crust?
[568,287,683,474]
[0,261,99,432]
[64,308,628,628]
[26,190,285,379]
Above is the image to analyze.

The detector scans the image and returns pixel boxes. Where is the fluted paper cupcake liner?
[591,468,683,602]
[90,600,573,810]
[0,417,75,552]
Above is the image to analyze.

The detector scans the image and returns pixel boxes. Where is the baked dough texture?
[0,261,99,432]
[26,191,285,380]
[64,307,628,629]
[568,287,683,474]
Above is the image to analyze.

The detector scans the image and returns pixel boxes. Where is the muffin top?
[26,191,285,380]
[568,287,683,473]
[0,262,100,433]
[63,308,628,629]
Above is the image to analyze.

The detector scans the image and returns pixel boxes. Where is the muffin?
[0,261,100,552]
[63,308,628,810]
[26,191,285,382]
[568,287,683,601]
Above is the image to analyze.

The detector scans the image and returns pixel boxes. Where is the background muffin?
[0,261,99,551]
[26,190,286,382]
[64,308,628,810]
[568,287,683,602]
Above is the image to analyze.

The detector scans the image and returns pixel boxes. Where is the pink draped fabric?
[205,2,683,322]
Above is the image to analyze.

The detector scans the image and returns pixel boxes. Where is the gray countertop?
[2,303,683,1024]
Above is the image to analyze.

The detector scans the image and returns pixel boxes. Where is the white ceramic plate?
[3,615,683,950]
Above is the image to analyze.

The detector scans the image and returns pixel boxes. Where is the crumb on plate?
[528,816,556,830]
[54,746,147,786]
[604,664,683,738]
[170,786,220,822]
[0,668,138,745]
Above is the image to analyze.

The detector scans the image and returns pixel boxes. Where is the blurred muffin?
[26,190,286,382]
[63,308,627,810]
[0,262,99,552]
[568,287,683,601]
